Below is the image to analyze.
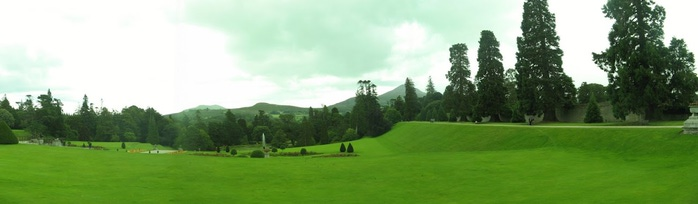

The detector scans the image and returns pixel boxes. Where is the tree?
[0,109,14,127]
[339,143,346,152]
[74,95,97,141]
[351,80,390,136]
[444,43,477,121]
[347,143,354,153]
[35,89,68,138]
[121,141,126,149]
[146,115,159,146]
[95,107,119,142]
[176,126,214,151]
[403,77,420,121]
[342,128,359,141]
[515,0,573,121]
[666,38,698,111]
[422,76,442,106]
[0,120,18,144]
[584,94,604,123]
[0,95,17,128]
[251,126,271,144]
[592,0,675,120]
[384,107,403,125]
[475,30,507,122]
[296,118,316,147]
[578,82,608,104]
[271,129,288,150]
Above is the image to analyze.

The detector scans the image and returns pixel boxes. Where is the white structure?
[262,133,270,158]
[683,106,698,134]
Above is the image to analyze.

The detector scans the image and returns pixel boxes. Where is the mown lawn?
[2,123,697,203]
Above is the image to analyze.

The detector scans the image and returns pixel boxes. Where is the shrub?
[216,146,221,153]
[0,121,18,144]
[339,143,346,152]
[230,149,238,156]
[272,148,278,153]
[584,94,604,123]
[347,143,354,153]
[250,150,265,158]
[121,142,126,149]
[225,146,230,153]
[300,148,308,155]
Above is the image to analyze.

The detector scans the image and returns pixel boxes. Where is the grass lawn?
[2,123,698,203]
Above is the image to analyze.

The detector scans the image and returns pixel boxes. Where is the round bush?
[230,149,238,156]
[250,150,265,158]
[271,148,278,152]
[300,148,308,155]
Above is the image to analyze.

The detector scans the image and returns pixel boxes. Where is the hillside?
[329,84,426,112]
[168,102,307,122]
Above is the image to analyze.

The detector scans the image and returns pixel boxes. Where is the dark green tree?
[592,0,674,120]
[351,80,390,136]
[271,129,288,150]
[422,76,442,106]
[475,30,507,122]
[578,82,608,104]
[121,141,126,149]
[666,38,698,111]
[146,115,159,146]
[35,89,68,138]
[0,120,18,144]
[297,118,316,147]
[515,0,573,121]
[339,143,346,152]
[384,107,403,125]
[444,43,477,121]
[0,109,14,127]
[0,95,17,128]
[403,77,420,121]
[75,95,96,141]
[347,143,354,153]
[584,94,604,123]
[95,107,119,142]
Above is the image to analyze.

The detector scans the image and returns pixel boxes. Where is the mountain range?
[167,84,426,121]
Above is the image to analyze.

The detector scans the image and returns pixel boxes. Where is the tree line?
[388,0,697,123]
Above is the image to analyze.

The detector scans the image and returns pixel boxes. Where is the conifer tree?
[475,30,507,122]
[584,94,603,123]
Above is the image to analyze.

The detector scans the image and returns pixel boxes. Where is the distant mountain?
[185,104,227,111]
[329,84,426,112]
[167,102,307,123]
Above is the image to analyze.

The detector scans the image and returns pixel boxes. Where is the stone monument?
[683,104,698,134]
[262,133,270,158]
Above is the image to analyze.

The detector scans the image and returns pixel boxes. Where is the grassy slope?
[2,123,698,203]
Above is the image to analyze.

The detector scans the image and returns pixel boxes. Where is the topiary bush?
[0,121,18,144]
[216,146,221,153]
[347,143,354,153]
[230,149,238,156]
[271,148,278,153]
[300,148,308,155]
[225,146,230,153]
[121,142,126,149]
[250,150,265,158]
[340,143,346,152]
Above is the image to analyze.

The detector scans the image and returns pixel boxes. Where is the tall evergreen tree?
[351,80,390,136]
[75,95,96,141]
[475,30,507,122]
[0,95,17,128]
[593,0,678,120]
[422,76,442,107]
[403,77,420,121]
[515,0,573,121]
[35,89,67,138]
[444,43,476,121]
[146,115,159,146]
[584,94,604,123]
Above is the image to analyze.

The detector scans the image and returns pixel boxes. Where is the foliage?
[250,150,265,158]
[146,115,159,145]
[121,141,126,149]
[251,126,271,144]
[475,30,507,122]
[297,119,316,147]
[300,148,308,155]
[403,77,420,121]
[351,80,390,136]
[347,143,354,153]
[0,120,18,144]
[592,0,697,120]
[417,100,448,122]
[515,0,574,121]
[584,94,604,123]
[0,108,14,127]
[577,82,607,104]
[384,107,403,125]
[230,149,237,156]
[444,43,477,121]
[176,126,214,151]
[340,143,346,152]
[342,128,359,141]
[422,76,443,107]
[271,129,289,150]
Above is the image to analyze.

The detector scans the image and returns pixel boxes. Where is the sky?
[1,0,696,115]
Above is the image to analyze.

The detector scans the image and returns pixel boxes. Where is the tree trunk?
[543,108,558,122]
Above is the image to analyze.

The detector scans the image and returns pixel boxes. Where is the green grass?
[2,123,698,203]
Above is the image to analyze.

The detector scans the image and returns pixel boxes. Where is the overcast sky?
[1,0,696,114]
